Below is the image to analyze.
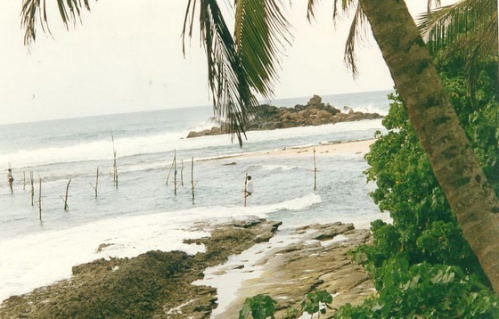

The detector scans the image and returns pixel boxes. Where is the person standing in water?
[7,168,14,194]
[245,175,253,198]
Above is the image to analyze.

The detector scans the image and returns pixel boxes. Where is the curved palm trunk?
[359,0,499,293]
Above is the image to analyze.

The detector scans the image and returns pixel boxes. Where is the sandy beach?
[247,139,374,157]
[206,138,375,163]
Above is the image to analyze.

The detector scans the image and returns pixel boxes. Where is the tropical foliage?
[346,25,499,316]
[239,294,278,319]
[335,260,499,318]
[21,0,91,45]
[239,291,333,319]
[418,0,498,100]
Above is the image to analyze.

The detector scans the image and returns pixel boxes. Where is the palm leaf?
[417,0,498,100]
[307,0,317,21]
[184,0,257,146]
[21,0,92,45]
[418,0,497,54]
[308,0,366,77]
[235,0,292,99]
[344,3,367,77]
[184,0,292,146]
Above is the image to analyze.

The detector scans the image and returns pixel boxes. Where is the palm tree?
[417,0,498,101]
[20,0,499,293]
[354,0,499,294]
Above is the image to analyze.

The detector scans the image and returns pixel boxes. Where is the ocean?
[0,90,392,302]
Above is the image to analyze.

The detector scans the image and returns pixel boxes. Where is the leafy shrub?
[239,290,333,319]
[334,259,499,319]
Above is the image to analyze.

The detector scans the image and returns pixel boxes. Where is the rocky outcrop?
[0,219,282,319]
[0,220,374,319]
[213,221,374,318]
[186,126,222,138]
[187,95,383,138]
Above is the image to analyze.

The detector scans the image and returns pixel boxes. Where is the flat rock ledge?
[213,222,374,318]
[0,219,374,319]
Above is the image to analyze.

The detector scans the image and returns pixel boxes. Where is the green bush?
[335,259,499,318]
[344,49,499,317]
[239,291,333,319]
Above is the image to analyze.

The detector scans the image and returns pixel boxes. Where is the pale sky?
[0,0,434,125]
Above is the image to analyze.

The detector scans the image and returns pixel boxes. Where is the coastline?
[197,221,375,318]
[200,138,375,162]
[243,138,375,158]
[0,138,381,318]
[0,219,375,318]
[194,138,381,317]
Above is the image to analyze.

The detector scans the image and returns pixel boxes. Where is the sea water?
[0,90,392,302]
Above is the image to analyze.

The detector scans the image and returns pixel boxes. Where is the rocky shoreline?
[187,95,383,138]
[205,221,375,318]
[0,219,374,318]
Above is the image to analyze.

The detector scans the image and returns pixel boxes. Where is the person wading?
[7,168,14,194]
[245,175,253,198]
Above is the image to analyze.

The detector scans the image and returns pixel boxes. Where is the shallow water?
[0,90,392,301]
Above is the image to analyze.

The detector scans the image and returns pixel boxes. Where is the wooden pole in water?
[166,150,175,186]
[64,179,71,211]
[180,159,184,187]
[38,177,42,221]
[89,167,99,199]
[95,167,99,198]
[23,171,26,190]
[111,132,118,189]
[173,150,177,196]
[30,171,34,207]
[244,172,248,207]
[313,148,317,191]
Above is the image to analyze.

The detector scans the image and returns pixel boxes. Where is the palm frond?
[418,0,497,55]
[418,0,498,100]
[307,0,364,78]
[21,0,92,45]
[183,0,292,146]
[183,0,258,146]
[307,0,317,21]
[235,0,292,99]
[344,3,367,78]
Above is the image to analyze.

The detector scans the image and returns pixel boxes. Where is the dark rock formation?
[187,95,383,138]
[0,220,374,319]
[214,221,374,318]
[0,219,281,319]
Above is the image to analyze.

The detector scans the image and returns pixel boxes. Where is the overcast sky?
[0,0,434,125]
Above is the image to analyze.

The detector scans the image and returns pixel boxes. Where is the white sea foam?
[0,90,391,304]
[0,193,323,302]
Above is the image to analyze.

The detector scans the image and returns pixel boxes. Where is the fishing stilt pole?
[89,167,99,199]
[63,179,71,211]
[244,172,248,207]
[30,171,34,207]
[111,131,118,189]
[173,150,178,195]
[180,159,184,187]
[166,149,175,186]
